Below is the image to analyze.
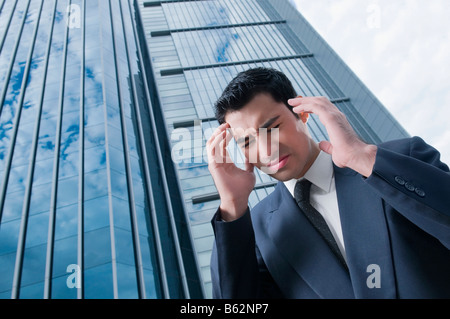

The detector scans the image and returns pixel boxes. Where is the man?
[207,67,450,298]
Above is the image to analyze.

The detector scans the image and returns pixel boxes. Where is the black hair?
[214,67,298,124]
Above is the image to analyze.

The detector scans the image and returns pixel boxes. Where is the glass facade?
[0,0,202,299]
[0,0,409,299]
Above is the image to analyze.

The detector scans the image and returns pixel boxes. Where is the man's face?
[225,93,320,181]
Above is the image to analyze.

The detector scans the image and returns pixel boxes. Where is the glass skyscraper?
[0,0,408,299]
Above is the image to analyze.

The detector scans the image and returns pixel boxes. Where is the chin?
[273,165,306,181]
[266,169,296,182]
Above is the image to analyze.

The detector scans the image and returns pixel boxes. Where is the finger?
[286,94,303,103]
[291,102,332,121]
[287,97,303,107]
[288,96,327,105]
[206,123,229,147]
[206,123,229,155]
[319,140,333,155]
[288,97,314,116]
[244,156,255,173]
[218,129,233,163]
[209,129,233,164]
[291,100,319,114]
[207,123,229,144]
[290,103,311,120]
[208,129,227,162]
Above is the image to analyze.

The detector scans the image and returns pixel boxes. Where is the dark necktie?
[294,179,348,270]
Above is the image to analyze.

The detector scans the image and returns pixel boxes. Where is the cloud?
[293,0,450,164]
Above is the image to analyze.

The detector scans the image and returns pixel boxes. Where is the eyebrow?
[235,115,280,145]
[260,115,280,129]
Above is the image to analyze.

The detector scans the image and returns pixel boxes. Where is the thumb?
[244,157,255,173]
[319,140,333,155]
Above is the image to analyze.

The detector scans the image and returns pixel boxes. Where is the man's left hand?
[288,96,377,177]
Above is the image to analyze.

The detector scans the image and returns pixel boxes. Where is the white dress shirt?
[284,151,347,261]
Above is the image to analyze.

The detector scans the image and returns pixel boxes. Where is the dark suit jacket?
[210,137,450,298]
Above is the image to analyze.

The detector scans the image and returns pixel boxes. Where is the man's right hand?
[206,123,256,221]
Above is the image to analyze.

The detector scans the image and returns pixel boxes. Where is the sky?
[290,0,450,165]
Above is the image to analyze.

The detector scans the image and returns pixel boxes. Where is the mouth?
[265,155,290,172]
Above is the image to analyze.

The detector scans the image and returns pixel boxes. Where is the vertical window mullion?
[103,0,119,299]
[294,59,327,96]
[128,0,169,298]
[0,0,18,58]
[233,0,251,23]
[134,2,191,299]
[112,0,146,299]
[0,0,31,166]
[77,0,86,300]
[8,0,45,299]
[244,25,264,60]
[259,24,281,57]
[44,0,71,300]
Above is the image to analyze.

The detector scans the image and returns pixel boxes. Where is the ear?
[300,112,309,124]
[294,95,309,124]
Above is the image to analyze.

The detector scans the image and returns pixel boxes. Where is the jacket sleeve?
[365,136,450,248]
[210,208,283,299]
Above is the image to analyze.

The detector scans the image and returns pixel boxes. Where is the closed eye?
[244,136,255,149]
[268,124,280,133]
[243,125,279,148]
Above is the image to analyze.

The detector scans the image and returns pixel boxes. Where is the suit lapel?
[268,182,354,298]
[334,166,397,298]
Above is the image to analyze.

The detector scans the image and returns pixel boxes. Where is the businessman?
[207,67,450,298]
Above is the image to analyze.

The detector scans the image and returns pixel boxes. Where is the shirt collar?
[284,151,334,197]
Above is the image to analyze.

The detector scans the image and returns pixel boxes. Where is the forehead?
[224,93,285,131]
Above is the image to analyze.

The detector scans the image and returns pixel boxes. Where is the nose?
[257,128,280,166]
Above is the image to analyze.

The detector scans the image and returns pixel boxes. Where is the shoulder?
[378,136,437,153]
[377,136,448,171]
[377,136,417,153]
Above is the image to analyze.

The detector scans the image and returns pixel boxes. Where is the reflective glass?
[114,228,135,266]
[18,281,44,299]
[0,219,20,256]
[55,176,78,208]
[0,1,36,177]
[24,211,49,248]
[19,243,46,289]
[51,236,77,298]
[143,268,158,299]
[84,227,111,269]
[84,124,105,149]
[111,196,131,231]
[84,169,108,201]
[163,0,270,29]
[54,203,78,241]
[116,263,138,299]
[110,170,128,201]
[84,263,114,299]
[51,273,77,299]
[0,0,175,299]
[84,195,109,232]
[0,252,15,296]
[28,182,52,215]
[172,25,295,68]
[1,189,24,222]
